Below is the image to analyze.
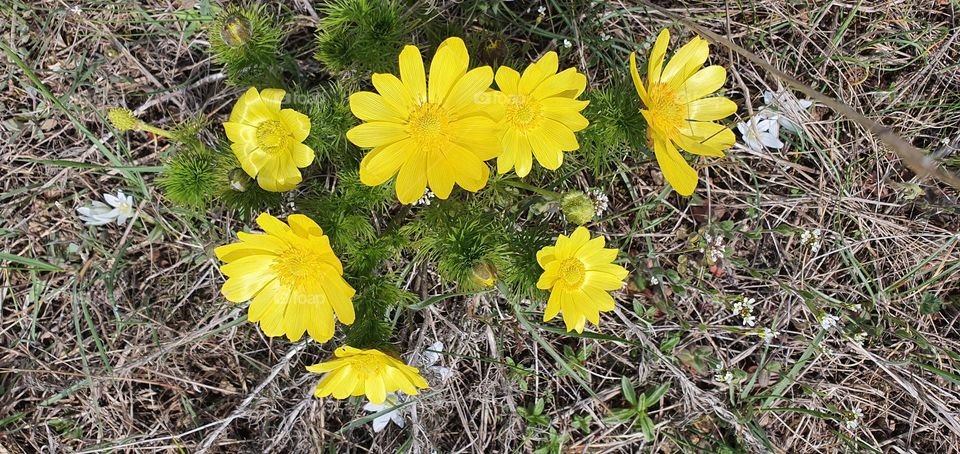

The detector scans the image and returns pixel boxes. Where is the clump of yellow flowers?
[201,29,736,411]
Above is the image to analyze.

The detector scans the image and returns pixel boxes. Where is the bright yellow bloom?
[630,29,736,196]
[308,346,429,404]
[492,52,589,177]
[536,226,629,333]
[214,213,355,342]
[223,87,314,192]
[346,37,500,204]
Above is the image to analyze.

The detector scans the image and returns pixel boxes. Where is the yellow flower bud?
[107,108,141,131]
[470,262,497,288]
[220,15,252,48]
[561,191,595,226]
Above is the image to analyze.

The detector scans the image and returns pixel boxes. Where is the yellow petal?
[429,37,469,105]
[660,36,709,86]
[519,51,558,94]
[372,73,413,113]
[677,66,726,103]
[446,142,488,192]
[495,65,521,94]
[540,98,589,131]
[259,88,286,113]
[221,270,275,303]
[248,279,282,321]
[675,123,734,157]
[399,45,427,104]
[648,29,670,84]
[365,375,387,404]
[223,122,257,143]
[530,68,586,100]
[533,118,578,151]
[654,138,698,196]
[497,128,519,174]
[291,143,315,168]
[543,289,562,321]
[527,129,564,171]
[230,87,273,124]
[535,245,556,267]
[255,213,291,238]
[257,154,301,192]
[346,122,408,148]
[686,97,737,121]
[442,66,494,114]
[427,154,456,199]
[359,138,413,186]
[448,116,500,161]
[395,148,428,204]
[279,109,310,142]
[287,214,323,237]
[629,52,650,106]
[350,91,406,123]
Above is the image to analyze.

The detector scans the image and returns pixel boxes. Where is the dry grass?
[2,0,959,452]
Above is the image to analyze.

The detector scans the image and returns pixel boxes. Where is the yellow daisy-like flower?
[214,213,355,342]
[307,346,429,404]
[536,226,629,333]
[630,29,737,196]
[346,37,500,204]
[493,52,589,177]
[223,87,314,192]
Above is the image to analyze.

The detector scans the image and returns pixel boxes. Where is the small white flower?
[68,5,82,15]
[820,314,841,330]
[363,393,405,432]
[851,331,867,347]
[800,228,823,253]
[713,363,733,383]
[537,6,546,15]
[414,190,435,206]
[737,114,784,152]
[754,327,780,345]
[762,89,813,133]
[563,39,573,48]
[76,190,136,226]
[742,315,757,327]
[843,406,863,430]
[852,303,863,312]
[600,33,611,42]
[587,188,609,216]
[733,297,756,327]
[648,275,659,285]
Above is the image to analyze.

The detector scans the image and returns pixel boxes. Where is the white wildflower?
[587,188,609,216]
[648,275,659,285]
[76,190,136,226]
[701,233,726,263]
[843,406,863,430]
[68,5,82,15]
[733,297,756,327]
[800,228,823,253]
[820,314,841,330]
[737,114,784,152]
[713,363,734,383]
[414,190,435,206]
[600,33,611,42]
[563,39,572,48]
[851,331,867,347]
[537,6,546,15]
[754,327,780,345]
[762,89,813,133]
[363,393,405,432]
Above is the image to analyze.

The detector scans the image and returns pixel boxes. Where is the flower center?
[407,103,449,149]
[505,94,542,130]
[557,258,586,288]
[644,83,684,137]
[256,120,292,153]
[272,247,325,292]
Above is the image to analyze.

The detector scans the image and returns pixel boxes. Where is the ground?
[2,0,960,453]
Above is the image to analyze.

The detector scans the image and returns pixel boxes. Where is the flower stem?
[140,124,177,140]
[501,178,561,200]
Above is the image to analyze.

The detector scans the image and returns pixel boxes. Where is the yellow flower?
[307,346,429,404]
[630,29,736,196]
[536,226,629,333]
[214,213,355,342]
[492,52,589,177]
[346,37,500,204]
[223,87,314,192]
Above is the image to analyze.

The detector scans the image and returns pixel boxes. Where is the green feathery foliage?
[158,144,228,209]
[297,170,394,253]
[344,272,415,349]
[577,82,648,178]
[218,157,283,218]
[314,0,416,74]
[285,83,360,166]
[208,3,287,87]
[411,201,511,292]
[501,224,552,302]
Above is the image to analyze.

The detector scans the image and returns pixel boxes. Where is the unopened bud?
[470,262,496,288]
[107,108,141,131]
[561,191,595,225]
[221,15,252,48]
[229,168,254,192]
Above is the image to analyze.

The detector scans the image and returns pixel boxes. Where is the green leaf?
[644,382,671,407]
[621,376,637,405]
[0,252,64,272]
[638,412,655,440]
